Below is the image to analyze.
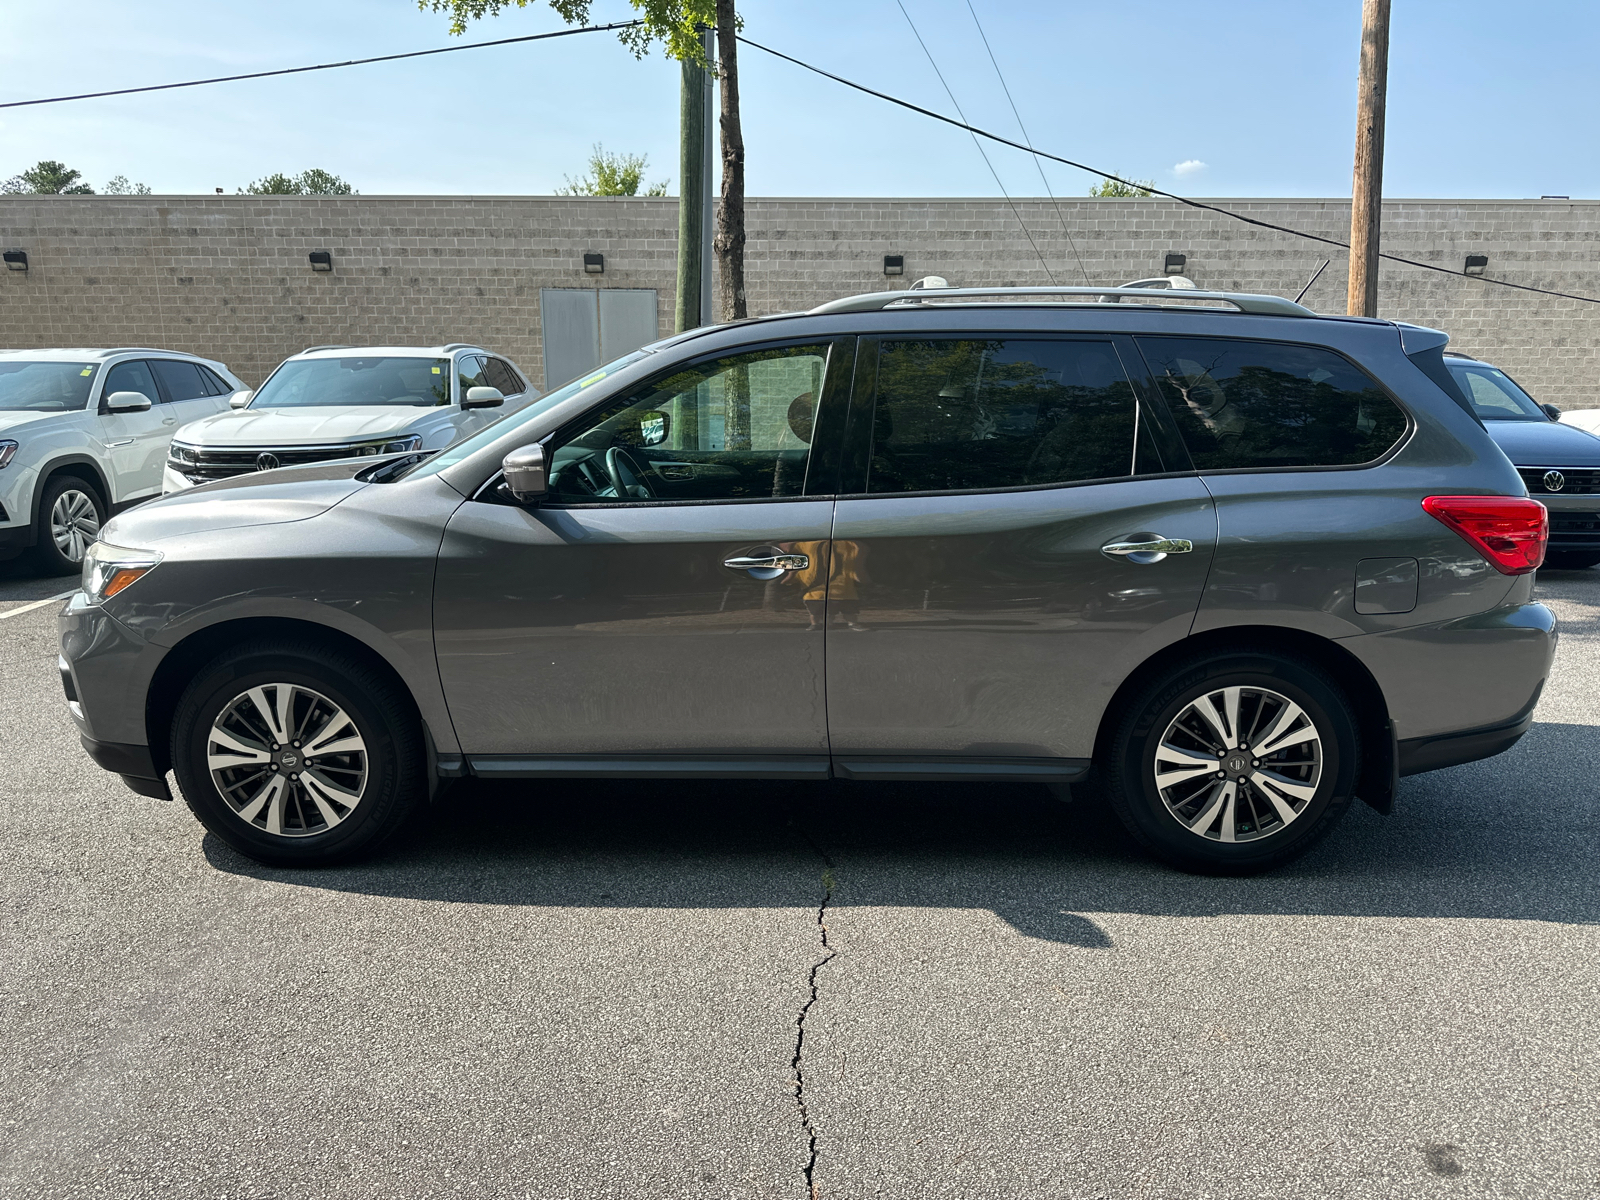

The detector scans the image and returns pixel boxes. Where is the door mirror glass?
[464,386,505,410]
[105,390,152,413]
[503,444,547,501]
[637,410,670,446]
[229,390,254,409]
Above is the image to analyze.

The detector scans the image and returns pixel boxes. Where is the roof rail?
[101,347,176,356]
[300,344,352,354]
[808,286,1315,318]
[440,343,482,353]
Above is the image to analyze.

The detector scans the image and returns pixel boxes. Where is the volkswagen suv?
[60,287,1556,874]
[162,344,536,492]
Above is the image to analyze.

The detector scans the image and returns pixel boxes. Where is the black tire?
[171,640,424,866]
[1105,652,1359,875]
[29,474,106,575]
[1543,551,1600,571]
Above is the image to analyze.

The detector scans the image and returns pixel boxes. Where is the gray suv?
[59,286,1556,873]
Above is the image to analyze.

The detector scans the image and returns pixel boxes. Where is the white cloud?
[1173,159,1208,178]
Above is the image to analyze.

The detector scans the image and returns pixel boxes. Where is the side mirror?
[639,409,671,446]
[463,386,505,410]
[105,390,152,413]
[1542,403,1563,420]
[229,390,254,410]
[502,444,547,502]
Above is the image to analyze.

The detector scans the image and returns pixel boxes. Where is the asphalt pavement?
[3,572,1599,1198]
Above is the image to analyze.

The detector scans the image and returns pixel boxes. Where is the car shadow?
[203,720,1600,948]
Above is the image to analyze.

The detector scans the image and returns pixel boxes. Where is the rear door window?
[1137,336,1408,470]
[149,359,210,403]
[863,338,1161,494]
[481,357,522,396]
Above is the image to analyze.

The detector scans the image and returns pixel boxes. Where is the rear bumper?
[1339,599,1556,766]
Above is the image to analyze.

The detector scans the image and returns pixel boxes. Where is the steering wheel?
[604,445,656,499]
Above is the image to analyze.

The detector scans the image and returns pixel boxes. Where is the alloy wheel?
[1153,685,1323,843]
[50,488,101,564]
[206,683,368,838]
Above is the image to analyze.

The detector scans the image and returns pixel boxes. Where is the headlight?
[379,435,424,455]
[0,440,17,469]
[82,541,163,604]
[167,443,197,466]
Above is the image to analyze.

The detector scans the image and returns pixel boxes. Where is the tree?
[1089,174,1154,198]
[561,143,669,196]
[242,169,356,195]
[103,175,153,196]
[2,160,95,194]
[419,0,748,321]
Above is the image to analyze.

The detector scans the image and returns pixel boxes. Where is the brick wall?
[2,194,1597,406]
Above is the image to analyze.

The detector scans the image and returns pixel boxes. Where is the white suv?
[0,348,247,573]
[163,344,537,493]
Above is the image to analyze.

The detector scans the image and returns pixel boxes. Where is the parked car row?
[0,342,537,573]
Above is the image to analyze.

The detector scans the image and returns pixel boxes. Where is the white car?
[163,344,538,493]
[0,348,248,573]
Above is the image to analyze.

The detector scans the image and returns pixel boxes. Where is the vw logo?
[255,452,280,472]
[1543,469,1566,493]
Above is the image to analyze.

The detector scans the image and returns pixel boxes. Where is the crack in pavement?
[791,830,837,1199]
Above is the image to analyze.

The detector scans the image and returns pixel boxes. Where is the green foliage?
[1089,175,1154,198]
[561,144,668,196]
[242,169,356,195]
[103,175,152,196]
[418,0,725,66]
[3,160,95,194]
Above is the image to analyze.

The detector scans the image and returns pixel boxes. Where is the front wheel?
[171,641,424,865]
[30,475,105,575]
[1106,653,1359,874]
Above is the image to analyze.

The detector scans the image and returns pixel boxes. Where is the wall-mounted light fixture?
[1464,254,1488,276]
[583,252,605,274]
[883,254,905,277]
[3,250,28,273]
[1164,252,1187,276]
[308,250,333,272]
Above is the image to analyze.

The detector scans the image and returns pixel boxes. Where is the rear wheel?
[1543,551,1600,571]
[30,475,105,575]
[1106,652,1359,874]
[171,641,424,865]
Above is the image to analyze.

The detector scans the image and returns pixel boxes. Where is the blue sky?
[2,0,1594,198]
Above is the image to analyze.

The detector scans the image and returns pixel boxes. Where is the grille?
[1517,466,1600,495]
[174,444,369,483]
[1549,511,1600,545]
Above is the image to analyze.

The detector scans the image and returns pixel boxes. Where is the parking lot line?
[0,589,76,621]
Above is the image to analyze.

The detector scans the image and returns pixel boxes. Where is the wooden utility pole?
[1347,0,1391,317]
[674,25,714,333]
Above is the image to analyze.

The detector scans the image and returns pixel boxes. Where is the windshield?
[0,362,96,412]
[1447,362,1547,422]
[252,357,453,409]
[401,350,652,481]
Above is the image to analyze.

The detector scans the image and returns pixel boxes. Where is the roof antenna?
[1295,259,1332,305]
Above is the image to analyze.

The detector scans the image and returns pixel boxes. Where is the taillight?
[1422,495,1548,574]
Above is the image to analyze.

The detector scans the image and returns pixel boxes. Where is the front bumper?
[60,593,171,799]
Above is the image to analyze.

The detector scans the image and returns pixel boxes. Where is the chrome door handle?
[724,553,809,572]
[1102,536,1193,563]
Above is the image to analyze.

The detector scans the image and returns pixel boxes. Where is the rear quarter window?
[1137,336,1408,470]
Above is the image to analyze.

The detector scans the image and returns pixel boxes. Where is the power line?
[738,35,1600,308]
[0,22,643,110]
[894,0,1057,285]
[964,0,1092,286]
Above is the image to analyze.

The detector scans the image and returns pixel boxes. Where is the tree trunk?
[713,0,747,322]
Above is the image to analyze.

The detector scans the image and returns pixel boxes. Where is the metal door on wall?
[539,288,659,390]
